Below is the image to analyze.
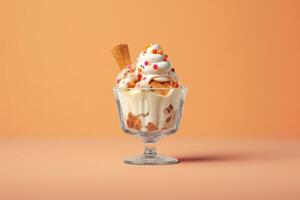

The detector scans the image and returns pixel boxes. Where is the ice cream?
[112,43,183,132]
[115,44,179,89]
[116,88,181,132]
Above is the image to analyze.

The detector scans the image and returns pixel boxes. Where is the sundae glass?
[112,44,187,165]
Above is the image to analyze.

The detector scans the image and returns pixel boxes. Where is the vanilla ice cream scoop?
[115,65,138,88]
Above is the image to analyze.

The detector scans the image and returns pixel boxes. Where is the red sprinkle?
[163,57,167,61]
[153,64,158,70]
[152,49,157,54]
[173,82,179,88]
[137,73,142,80]
[144,61,149,66]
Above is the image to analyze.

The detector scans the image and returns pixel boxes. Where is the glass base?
[124,155,179,165]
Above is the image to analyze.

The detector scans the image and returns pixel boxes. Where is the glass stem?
[144,141,157,159]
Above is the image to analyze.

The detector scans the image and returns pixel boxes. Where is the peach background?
[0,0,299,138]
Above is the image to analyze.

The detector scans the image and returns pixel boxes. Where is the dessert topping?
[152,49,157,54]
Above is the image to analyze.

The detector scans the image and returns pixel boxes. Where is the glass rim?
[113,85,187,91]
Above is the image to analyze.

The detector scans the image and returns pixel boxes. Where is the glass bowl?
[113,86,187,165]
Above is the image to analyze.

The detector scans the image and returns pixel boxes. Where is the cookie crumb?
[146,122,158,131]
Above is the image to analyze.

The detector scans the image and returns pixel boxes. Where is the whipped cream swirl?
[135,44,177,87]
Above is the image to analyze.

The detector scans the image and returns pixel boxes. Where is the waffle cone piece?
[111,44,132,70]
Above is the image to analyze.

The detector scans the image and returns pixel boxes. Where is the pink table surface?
[0,136,300,200]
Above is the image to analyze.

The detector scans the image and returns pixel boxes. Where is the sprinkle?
[143,77,146,80]
[144,61,149,66]
[138,68,142,73]
[152,49,157,54]
[163,55,168,61]
[158,49,163,54]
[153,64,158,70]
[137,73,142,80]
[173,82,179,88]
[171,68,175,72]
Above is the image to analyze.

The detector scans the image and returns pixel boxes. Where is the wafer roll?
[111,44,132,70]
